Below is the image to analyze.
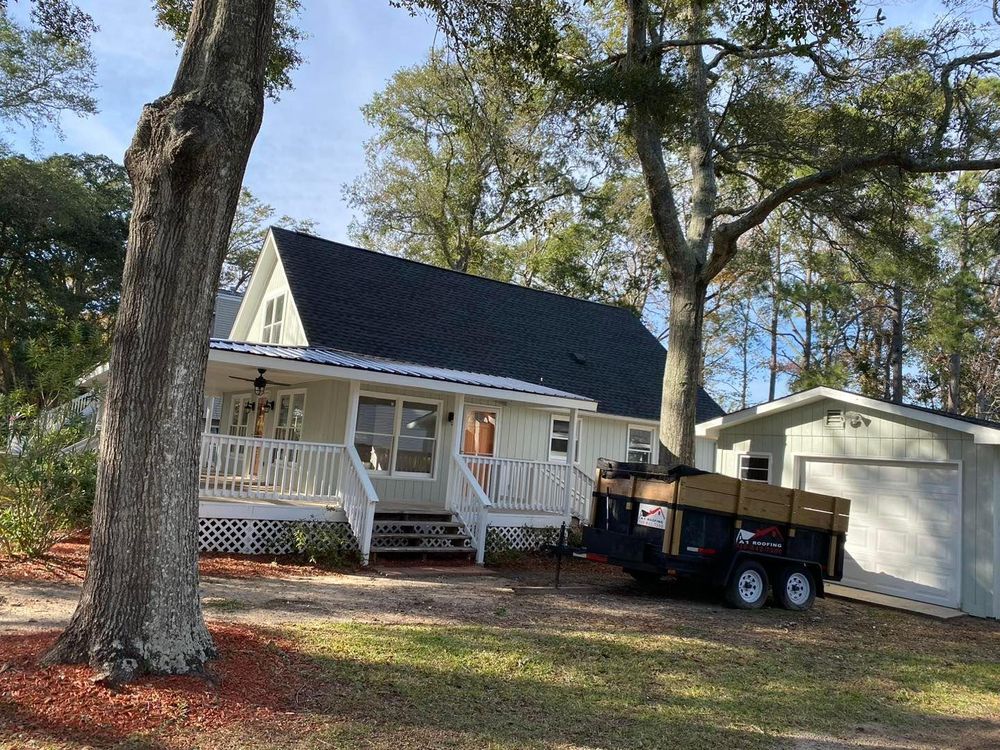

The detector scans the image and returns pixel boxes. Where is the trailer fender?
[718,553,825,597]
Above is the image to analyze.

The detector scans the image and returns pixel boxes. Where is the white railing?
[462,456,594,517]
[570,465,596,522]
[447,454,492,564]
[340,445,379,565]
[199,433,344,502]
[38,391,101,433]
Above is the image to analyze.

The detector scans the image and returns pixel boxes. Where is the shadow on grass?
[295,621,1000,750]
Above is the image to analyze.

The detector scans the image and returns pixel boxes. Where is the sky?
[6,0,439,239]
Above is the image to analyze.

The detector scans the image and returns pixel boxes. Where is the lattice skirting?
[199,517,357,555]
[485,525,561,555]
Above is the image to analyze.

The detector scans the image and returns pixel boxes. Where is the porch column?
[446,393,465,511]
[343,380,360,447]
[338,380,361,502]
[562,407,578,521]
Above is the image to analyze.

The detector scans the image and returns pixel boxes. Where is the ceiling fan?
[229,368,291,395]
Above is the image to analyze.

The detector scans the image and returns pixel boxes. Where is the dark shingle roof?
[270,228,725,422]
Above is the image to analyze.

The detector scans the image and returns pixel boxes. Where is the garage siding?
[713,397,998,618]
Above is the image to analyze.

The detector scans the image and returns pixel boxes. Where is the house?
[141,227,723,564]
[697,386,1000,619]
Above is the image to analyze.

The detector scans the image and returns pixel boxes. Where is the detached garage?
[696,387,1000,619]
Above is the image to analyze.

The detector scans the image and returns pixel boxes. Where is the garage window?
[738,454,771,483]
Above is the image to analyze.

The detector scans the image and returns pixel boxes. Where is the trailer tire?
[725,560,769,609]
[776,566,815,611]
[627,569,661,587]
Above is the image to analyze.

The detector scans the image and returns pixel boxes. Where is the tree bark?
[889,282,904,403]
[946,353,962,413]
[659,268,707,464]
[44,0,275,683]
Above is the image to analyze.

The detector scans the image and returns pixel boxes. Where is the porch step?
[370,510,473,556]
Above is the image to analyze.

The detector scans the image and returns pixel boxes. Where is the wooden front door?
[462,407,498,492]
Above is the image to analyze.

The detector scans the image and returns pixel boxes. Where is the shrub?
[287,522,361,567]
[0,392,97,558]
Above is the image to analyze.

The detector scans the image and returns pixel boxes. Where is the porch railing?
[461,456,595,519]
[447,454,492,564]
[340,445,379,565]
[198,434,381,565]
[199,433,344,502]
[570,465,596,521]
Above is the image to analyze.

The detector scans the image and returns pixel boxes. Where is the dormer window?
[262,294,285,343]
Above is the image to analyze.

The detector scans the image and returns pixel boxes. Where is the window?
[261,293,285,343]
[354,394,439,477]
[627,425,655,463]
[549,416,581,463]
[273,391,306,441]
[739,454,771,483]
[228,394,254,436]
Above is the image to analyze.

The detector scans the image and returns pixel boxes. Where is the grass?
[287,614,1000,750]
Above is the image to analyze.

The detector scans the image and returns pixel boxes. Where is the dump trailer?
[581,460,851,610]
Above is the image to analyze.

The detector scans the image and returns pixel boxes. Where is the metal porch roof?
[209,339,596,404]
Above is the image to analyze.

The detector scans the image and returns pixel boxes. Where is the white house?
[697,386,1000,619]
[109,227,723,565]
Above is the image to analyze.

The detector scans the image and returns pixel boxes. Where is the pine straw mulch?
[0,623,324,748]
[0,532,349,584]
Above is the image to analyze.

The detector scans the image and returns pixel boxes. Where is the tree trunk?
[768,239,781,401]
[946,353,962,413]
[889,282,904,403]
[659,270,707,464]
[44,0,275,683]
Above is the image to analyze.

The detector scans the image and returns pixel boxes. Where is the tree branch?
[704,152,1000,281]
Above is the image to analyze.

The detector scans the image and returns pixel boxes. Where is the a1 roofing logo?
[637,503,667,529]
[735,526,784,553]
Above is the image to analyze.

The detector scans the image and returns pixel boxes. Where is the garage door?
[801,458,961,608]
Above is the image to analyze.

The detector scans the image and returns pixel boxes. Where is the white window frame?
[626,423,657,464]
[355,390,443,480]
[548,414,581,464]
[228,393,255,437]
[272,388,307,442]
[261,292,286,344]
[738,452,772,484]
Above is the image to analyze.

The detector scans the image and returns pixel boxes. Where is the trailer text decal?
[637,503,667,530]
[735,526,785,553]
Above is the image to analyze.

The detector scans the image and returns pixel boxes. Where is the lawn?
[2,561,999,749]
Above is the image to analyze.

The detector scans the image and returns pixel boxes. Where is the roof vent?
[825,409,845,429]
[570,352,587,365]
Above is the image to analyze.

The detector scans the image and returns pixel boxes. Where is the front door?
[462,407,498,493]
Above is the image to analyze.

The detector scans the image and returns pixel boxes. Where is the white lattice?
[198,517,357,555]
[485,525,560,554]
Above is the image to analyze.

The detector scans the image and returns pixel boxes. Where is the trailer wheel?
[777,566,815,611]
[627,569,661,587]
[725,560,769,609]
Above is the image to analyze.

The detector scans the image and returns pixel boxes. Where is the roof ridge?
[268,226,638,316]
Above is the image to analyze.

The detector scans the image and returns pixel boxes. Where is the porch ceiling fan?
[229,367,291,396]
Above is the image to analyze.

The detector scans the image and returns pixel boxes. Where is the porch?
[198,340,599,564]
[197,432,595,564]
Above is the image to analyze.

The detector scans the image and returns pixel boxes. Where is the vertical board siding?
[713,397,997,618]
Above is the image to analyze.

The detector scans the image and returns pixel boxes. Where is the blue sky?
[6,0,438,238]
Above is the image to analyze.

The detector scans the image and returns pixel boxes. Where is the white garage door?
[801,458,961,608]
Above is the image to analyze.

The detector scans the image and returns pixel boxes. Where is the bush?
[0,392,97,558]
[287,522,361,567]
